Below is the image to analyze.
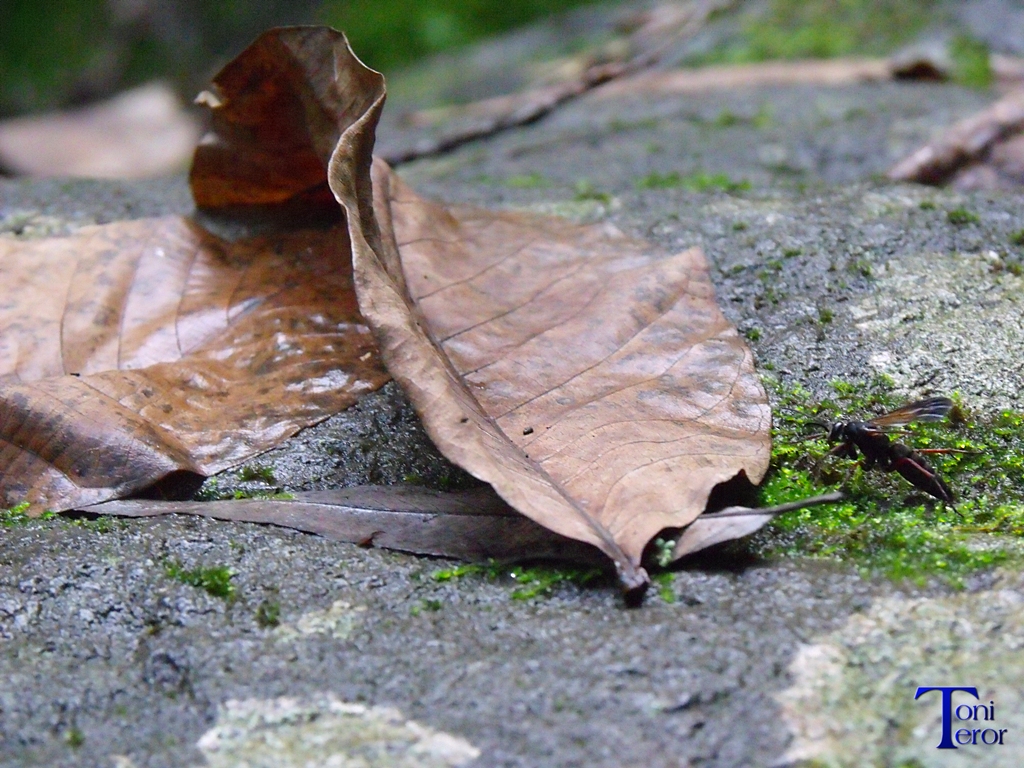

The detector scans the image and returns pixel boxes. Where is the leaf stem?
[701,491,846,518]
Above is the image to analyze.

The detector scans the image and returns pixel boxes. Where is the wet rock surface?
[3,4,1024,767]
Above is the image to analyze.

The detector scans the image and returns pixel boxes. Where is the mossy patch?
[255,600,281,628]
[165,560,236,600]
[950,34,994,89]
[1,501,47,526]
[432,561,606,599]
[635,171,751,193]
[573,180,612,204]
[193,478,294,502]
[237,464,277,484]
[689,0,934,65]
[754,376,1024,586]
[947,207,980,226]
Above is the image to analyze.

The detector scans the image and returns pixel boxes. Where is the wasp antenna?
[801,419,831,439]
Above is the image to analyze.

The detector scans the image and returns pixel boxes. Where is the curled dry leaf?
[0,27,390,512]
[190,26,386,222]
[0,218,388,511]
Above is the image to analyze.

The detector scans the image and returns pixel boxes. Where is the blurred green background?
[0,0,605,117]
[0,0,996,118]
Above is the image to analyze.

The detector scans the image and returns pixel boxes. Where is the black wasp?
[809,397,957,503]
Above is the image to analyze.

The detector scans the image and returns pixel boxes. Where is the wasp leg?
[813,441,858,480]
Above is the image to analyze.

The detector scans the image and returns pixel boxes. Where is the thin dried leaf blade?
[673,512,774,558]
[673,491,846,559]
[331,152,770,592]
[81,486,605,565]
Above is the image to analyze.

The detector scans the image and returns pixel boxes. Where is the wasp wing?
[867,397,954,428]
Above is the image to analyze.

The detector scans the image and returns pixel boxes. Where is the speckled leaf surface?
[0,215,388,512]
[0,28,390,512]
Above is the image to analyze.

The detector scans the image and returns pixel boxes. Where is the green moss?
[504,173,552,189]
[432,563,485,582]
[817,307,834,324]
[231,490,294,501]
[756,378,1024,586]
[1,502,56,526]
[651,537,676,568]
[195,478,294,501]
[64,727,85,748]
[238,464,276,484]
[72,515,119,533]
[256,600,281,628]
[165,560,236,600]
[919,200,937,211]
[689,0,933,65]
[848,256,873,277]
[607,117,660,132]
[950,34,993,89]
[1009,229,1024,246]
[653,572,676,603]
[320,0,605,72]
[431,561,605,599]
[573,180,612,204]
[1,501,33,525]
[507,565,603,599]
[707,104,774,129]
[635,171,751,193]
[192,479,221,501]
[947,207,980,226]
[752,102,774,129]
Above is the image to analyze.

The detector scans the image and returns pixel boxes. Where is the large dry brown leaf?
[330,137,771,593]
[0,28,391,512]
[0,218,388,510]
